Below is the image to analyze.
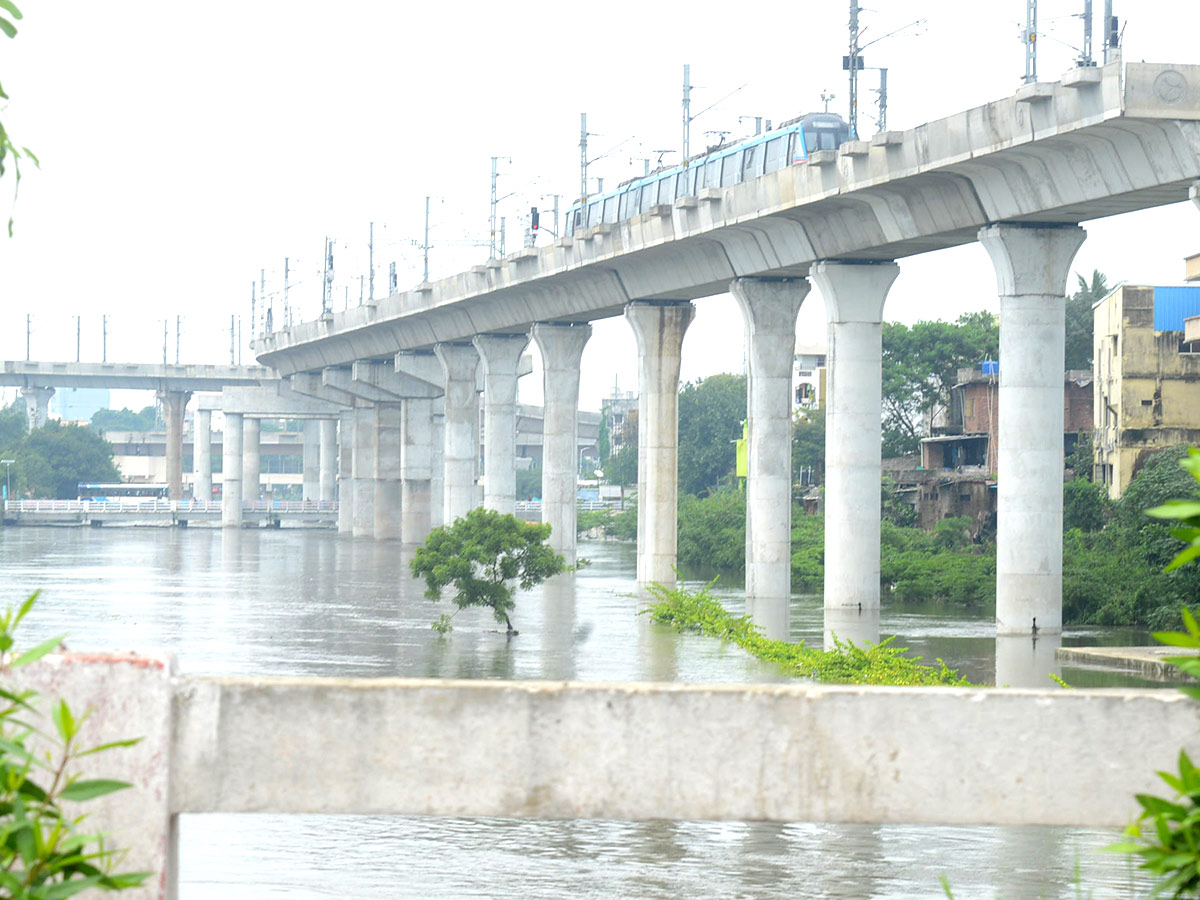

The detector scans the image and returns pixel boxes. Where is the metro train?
[564,112,851,237]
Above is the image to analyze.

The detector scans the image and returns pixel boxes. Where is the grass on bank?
[643,579,973,686]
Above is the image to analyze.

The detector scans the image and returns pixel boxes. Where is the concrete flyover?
[256,61,1200,636]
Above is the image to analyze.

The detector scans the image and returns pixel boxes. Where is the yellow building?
[1093,284,1200,498]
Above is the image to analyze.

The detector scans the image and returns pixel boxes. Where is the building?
[921,365,1092,475]
[1093,283,1200,498]
[793,346,827,415]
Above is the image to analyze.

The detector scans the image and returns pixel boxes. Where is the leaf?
[1166,543,1200,572]
[75,737,142,758]
[1151,631,1200,649]
[59,779,132,802]
[13,635,65,668]
[50,699,74,743]
[1148,501,1200,520]
[41,874,103,899]
[0,16,15,39]
[0,1,22,21]
[13,590,38,628]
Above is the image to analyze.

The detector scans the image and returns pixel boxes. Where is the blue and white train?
[564,112,850,237]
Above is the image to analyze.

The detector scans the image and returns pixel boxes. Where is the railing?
[515,500,623,513]
[3,499,339,515]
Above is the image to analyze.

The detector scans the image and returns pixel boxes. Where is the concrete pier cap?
[978,223,1087,298]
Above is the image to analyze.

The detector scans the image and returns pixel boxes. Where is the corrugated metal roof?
[1153,286,1200,331]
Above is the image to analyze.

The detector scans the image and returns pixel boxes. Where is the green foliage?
[1065,270,1107,371]
[881,476,918,527]
[514,466,541,502]
[791,408,825,487]
[0,592,149,895]
[677,374,746,496]
[9,421,120,499]
[789,514,825,590]
[881,312,998,457]
[677,490,746,572]
[0,0,37,237]
[0,403,26,451]
[410,508,566,635]
[596,416,610,464]
[1063,477,1109,532]
[89,407,158,433]
[880,519,994,606]
[1146,448,1200,572]
[643,580,972,686]
[575,504,636,540]
[1065,432,1096,481]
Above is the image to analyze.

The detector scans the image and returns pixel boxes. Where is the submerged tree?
[410,507,566,636]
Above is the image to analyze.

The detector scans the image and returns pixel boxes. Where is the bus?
[77,483,169,502]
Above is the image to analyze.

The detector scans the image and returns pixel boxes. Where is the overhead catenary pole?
[1023,0,1038,83]
[848,0,861,139]
[163,319,168,366]
[368,222,375,301]
[1080,0,1093,66]
[250,282,257,344]
[1102,0,1117,64]
[579,114,588,201]
[176,315,181,364]
[423,196,430,284]
[75,316,80,363]
[259,269,265,336]
[876,67,888,132]
[682,64,691,164]
[230,315,235,366]
[25,314,29,361]
[490,157,499,259]
[103,315,108,363]
[283,257,290,328]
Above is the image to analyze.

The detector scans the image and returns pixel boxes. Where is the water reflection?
[823,605,881,649]
[996,633,1064,688]
[0,528,1160,898]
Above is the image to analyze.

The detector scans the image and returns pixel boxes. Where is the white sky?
[0,0,1197,413]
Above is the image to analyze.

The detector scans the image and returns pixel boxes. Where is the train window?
[587,201,601,227]
[721,154,740,187]
[789,132,806,163]
[704,157,719,189]
[618,190,630,219]
[742,145,760,179]
[686,165,699,194]
[765,137,786,170]
[629,186,642,214]
[602,196,617,223]
[570,209,583,234]
[812,129,838,152]
[640,183,657,213]
[658,176,675,205]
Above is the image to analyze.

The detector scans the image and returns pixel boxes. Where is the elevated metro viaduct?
[257,61,1200,642]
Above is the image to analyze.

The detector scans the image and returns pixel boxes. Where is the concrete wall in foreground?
[12,654,1200,899]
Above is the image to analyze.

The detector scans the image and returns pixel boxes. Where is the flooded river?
[0,526,1156,898]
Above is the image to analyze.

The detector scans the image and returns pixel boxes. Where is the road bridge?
[255,61,1200,639]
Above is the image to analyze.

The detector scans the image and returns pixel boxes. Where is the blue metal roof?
[1153,286,1200,331]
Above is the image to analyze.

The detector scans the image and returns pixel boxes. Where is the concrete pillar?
[193,408,212,503]
[402,397,434,544]
[21,386,54,430]
[434,342,480,524]
[302,420,320,502]
[731,278,810,640]
[431,410,445,529]
[473,333,529,515]
[532,322,592,565]
[319,418,337,504]
[337,409,354,534]
[242,417,261,505]
[625,301,695,585]
[812,260,900,613]
[979,223,1086,635]
[374,402,403,540]
[352,404,376,538]
[221,412,243,528]
[157,390,191,502]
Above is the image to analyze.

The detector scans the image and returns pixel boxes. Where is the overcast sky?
[0,0,1197,412]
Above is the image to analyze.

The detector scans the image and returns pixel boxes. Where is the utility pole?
[368,222,375,301]
[359,275,364,306]
[874,67,888,132]
[389,261,397,294]
[500,217,506,259]
[423,196,431,284]
[103,315,108,363]
[162,319,168,366]
[847,0,862,139]
[1079,0,1093,66]
[1022,0,1038,83]
[176,315,181,364]
[822,90,836,113]
[579,114,588,201]
[1102,0,1118,64]
[237,317,242,366]
[682,64,691,165]
[490,158,499,259]
[250,282,257,343]
[322,237,333,317]
[283,257,290,328]
[230,315,235,365]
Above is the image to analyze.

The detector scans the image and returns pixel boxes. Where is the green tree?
[0,401,26,450]
[1,0,37,236]
[515,465,541,501]
[1063,478,1108,532]
[604,411,638,487]
[792,408,825,487]
[597,416,610,464]
[13,420,120,498]
[881,312,998,457]
[677,373,746,496]
[90,406,159,433]
[410,507,566,636]
[1065,269,1107,371]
